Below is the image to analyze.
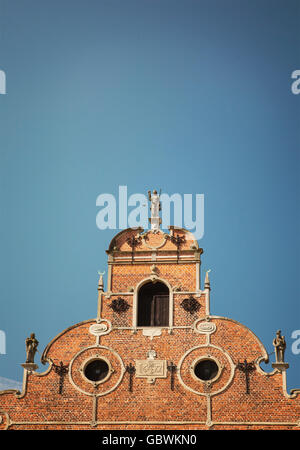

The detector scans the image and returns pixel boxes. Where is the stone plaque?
[89,321,111,336]
[195,321,216,334]
[135,359,167,383]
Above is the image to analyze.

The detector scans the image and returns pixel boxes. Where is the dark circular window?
[194,359,219,381]
[84,359,109,382]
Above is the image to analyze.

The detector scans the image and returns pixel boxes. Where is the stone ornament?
[148,189,161,232]
[177,344,235,397]
[21,333,39,372]
[150,264,159,275]
[108,297,130,313]
[135,350,167,384]
[194,320,217,334]
[273,330,286,363]
[271,330,289,371]
[142,328,162,340]
[181,296,200,314]
[69,345,125,397]
[89,320,112,337]
[141,230,170,250]
[25,333,39,364]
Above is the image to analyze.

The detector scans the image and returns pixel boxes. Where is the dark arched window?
[137,281,169,327]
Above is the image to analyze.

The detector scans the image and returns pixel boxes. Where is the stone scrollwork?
[194,320,217,335]
[89,320,112,337]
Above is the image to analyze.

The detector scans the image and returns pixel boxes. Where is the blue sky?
[0,0,299,390]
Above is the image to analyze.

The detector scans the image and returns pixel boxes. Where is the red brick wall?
[1,229,299,430]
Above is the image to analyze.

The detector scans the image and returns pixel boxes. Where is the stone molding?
[177,343,235,397]
[2,418,299,430]
[80,355,114,386]
[68,345,125,398]
[190,355,224,384]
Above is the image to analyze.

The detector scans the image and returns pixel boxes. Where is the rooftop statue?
[148,189,161,232]
[273,330,286,363]
[25,333,39,364]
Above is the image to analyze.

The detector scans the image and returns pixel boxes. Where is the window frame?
[133,277,173,329]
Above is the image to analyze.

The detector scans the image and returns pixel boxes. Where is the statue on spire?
[148,189,161,232]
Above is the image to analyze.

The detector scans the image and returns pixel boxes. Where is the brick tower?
[0,193,299,430]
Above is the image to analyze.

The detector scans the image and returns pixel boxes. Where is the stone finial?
[97,271,105,291]
[205,270,211,288]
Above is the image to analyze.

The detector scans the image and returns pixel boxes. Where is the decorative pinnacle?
[205,269,211,289]
[97,271,105,291]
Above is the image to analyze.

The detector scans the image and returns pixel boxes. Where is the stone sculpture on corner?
[272,329,289,371]
[21,333,39,372]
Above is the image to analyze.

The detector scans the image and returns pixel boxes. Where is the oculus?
[83,358,110,383]
[193,359,219,381]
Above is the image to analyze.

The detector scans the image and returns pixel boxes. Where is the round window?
[84,359,109,382]
[194,359,219,381]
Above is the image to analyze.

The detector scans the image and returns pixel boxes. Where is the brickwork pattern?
[0,229,299,430]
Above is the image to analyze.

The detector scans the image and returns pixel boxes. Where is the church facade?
[0,199,299,429]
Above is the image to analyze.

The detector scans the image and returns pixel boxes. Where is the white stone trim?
[206,395,212,427]
[280,369,300,399]
[15,359,53,400]
[68,345,125,397]
[80,355,114,386]
[190,355,223,384]
[177,344,235,397]
[4,419,299,429]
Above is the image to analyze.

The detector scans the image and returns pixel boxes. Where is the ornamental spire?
[205,269,211,289]
[97,271,105,291]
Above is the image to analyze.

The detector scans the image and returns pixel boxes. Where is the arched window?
[137,281,169,327]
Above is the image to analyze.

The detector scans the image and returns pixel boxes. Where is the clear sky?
[0,0,299,390]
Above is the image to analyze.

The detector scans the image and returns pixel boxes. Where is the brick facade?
[0,227,299,430]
